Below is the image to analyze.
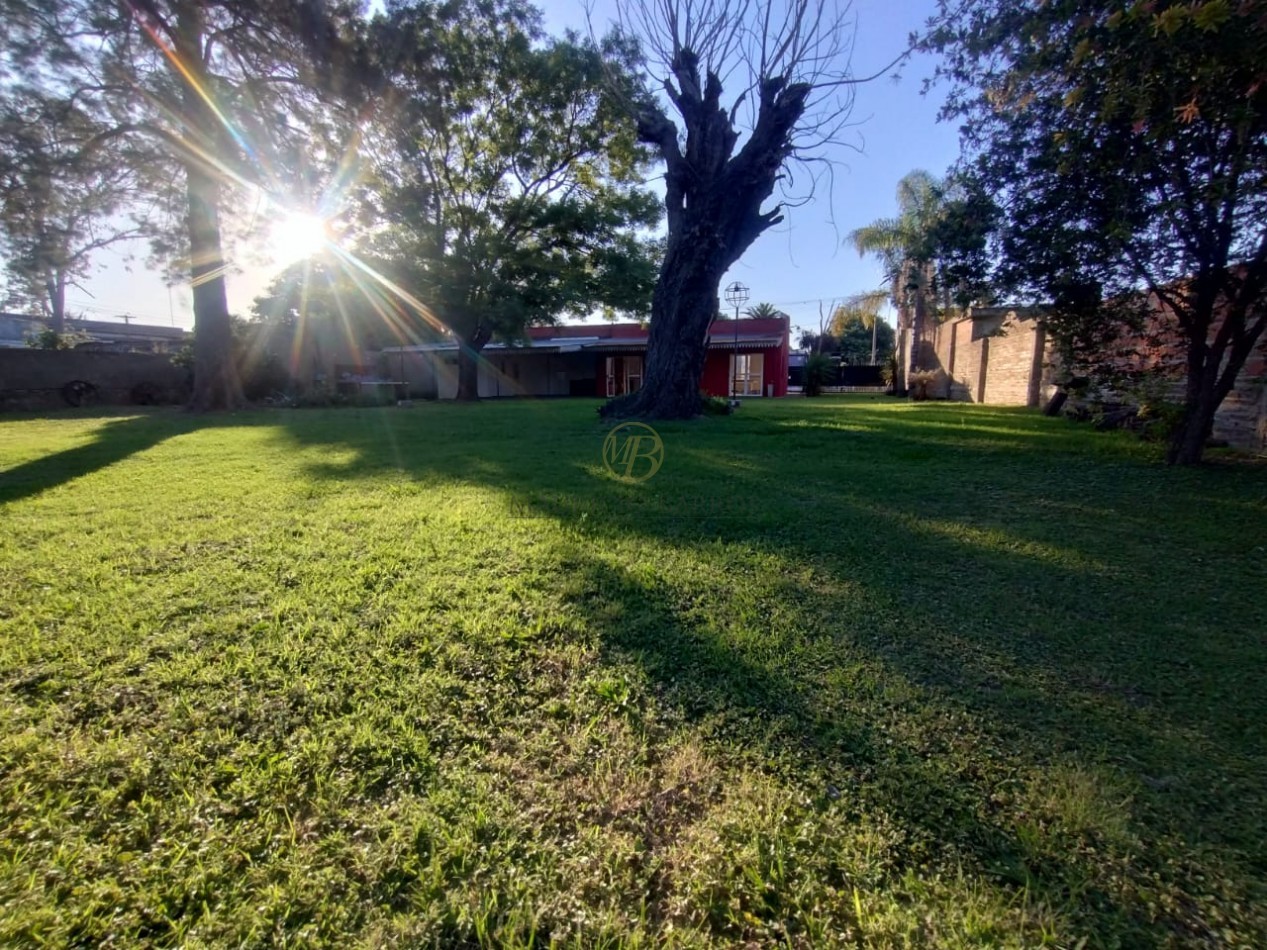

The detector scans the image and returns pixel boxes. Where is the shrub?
[26,328,91,350]
[880,353,899,393]
[1130,373,1186,443]
[700,392,732,415]
[908,369,939,401]
[241,351,295,402]
[804,352,834,397]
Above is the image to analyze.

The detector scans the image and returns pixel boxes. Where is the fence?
[0,349,190,411]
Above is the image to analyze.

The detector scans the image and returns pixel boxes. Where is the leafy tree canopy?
[359,0,661,398]
[0,87,151,332]
[800,308,895,365]
[925,0,1267,462]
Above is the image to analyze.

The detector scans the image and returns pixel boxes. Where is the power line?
[2,289,184,323]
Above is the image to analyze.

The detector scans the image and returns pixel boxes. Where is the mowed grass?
[1,396,1264,948]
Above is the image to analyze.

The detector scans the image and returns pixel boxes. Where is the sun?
[268,210,331,265]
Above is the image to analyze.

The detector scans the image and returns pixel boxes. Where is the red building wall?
[527,316,791,400]
[697,346,788,397]
[700,353,730,396]
[701,317,790,398]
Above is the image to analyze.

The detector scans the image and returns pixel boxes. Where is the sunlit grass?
[1,396,1264,946]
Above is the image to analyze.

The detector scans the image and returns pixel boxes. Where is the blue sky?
[73,0,960,346]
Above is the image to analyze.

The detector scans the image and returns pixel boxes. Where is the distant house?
[379,317,791,401]
[68,319,190,353]
[0,313,43,348]
[0,312,189,353]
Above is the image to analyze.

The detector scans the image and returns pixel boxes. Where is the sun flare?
[268,210,330,265]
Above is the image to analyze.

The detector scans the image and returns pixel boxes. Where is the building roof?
[0,311,189,348]
[381,317,789,355]
[73,319,189,342]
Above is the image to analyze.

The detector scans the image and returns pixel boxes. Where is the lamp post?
[723,281,749,400]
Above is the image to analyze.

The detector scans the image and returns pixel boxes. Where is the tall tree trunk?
[909,263,929,383]
[454,326,491,401]
[892,272,909,395]
[1168,370,1217,465]
[178,6,243,412]
[1166,303,1265,465]
[46,272,66,335]
[603,239,723,418]
[596,226,730,419]
[455,344,480,401]
[186,162,244,411]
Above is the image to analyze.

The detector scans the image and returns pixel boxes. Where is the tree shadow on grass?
[17,402,1252,940]
[257,402,1267,941]
[556,554,1167,941]
[543,505,1262,942]
[0,411,208,506]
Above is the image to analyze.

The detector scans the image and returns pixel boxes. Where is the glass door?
[729,353,765,396]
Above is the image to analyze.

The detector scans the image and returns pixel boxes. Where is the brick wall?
[952,319,985,402]
[914,309,1054,408]
[0,349,189,411]
[982,316,1046,406]
[1208,348,1266,449]
[1067,302,1267,451]
[901,303,1265,450]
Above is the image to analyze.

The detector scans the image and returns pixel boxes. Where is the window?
[625,356,643,393]
[729,353,764,396]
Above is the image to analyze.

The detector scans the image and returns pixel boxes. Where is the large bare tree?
[599,0,896,418]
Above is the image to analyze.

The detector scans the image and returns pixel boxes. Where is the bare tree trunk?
[603,239,723,418]
[1168,367,1217,465]
[600,51,811,418]
[1166,308,1265,465]
[455,347,479,401]
[46,273,66,335]
[892,272,909,395]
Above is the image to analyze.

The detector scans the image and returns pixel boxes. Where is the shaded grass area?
[1,396,1264,947]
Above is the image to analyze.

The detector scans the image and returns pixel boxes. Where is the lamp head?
[723,281,750,308]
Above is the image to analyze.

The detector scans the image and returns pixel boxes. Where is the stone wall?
[0,349,189,411]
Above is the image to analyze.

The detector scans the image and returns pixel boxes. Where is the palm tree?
[831,291,889,364]
[744,301,782,319]
[848,171,947,394]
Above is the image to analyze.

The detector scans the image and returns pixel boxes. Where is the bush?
[700,392,732,415]
[1130,373,1186,443]
[908,369,939,401]
[240,351,295,402]
[26,328,91,350]
[880,353,899,394]
[804,352,834,397]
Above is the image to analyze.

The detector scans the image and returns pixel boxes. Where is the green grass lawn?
[1,396,1264,947]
